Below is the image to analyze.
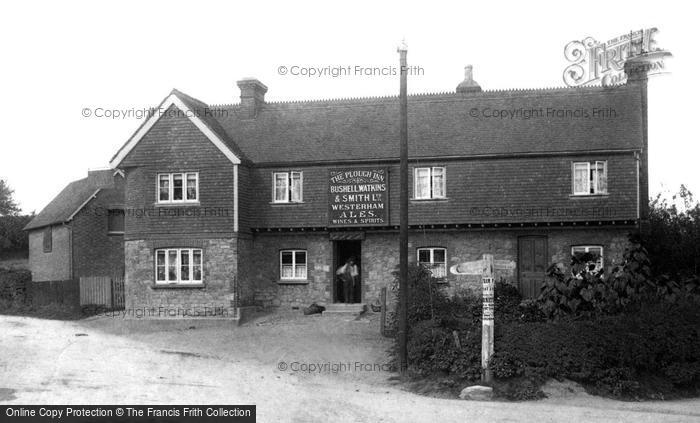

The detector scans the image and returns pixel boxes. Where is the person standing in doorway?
[336,257,358,303]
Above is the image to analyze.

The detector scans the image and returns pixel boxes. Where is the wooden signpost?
[450,253,499,382]
[480,254,495,383]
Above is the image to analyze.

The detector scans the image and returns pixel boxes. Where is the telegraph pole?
[397,40,409,375]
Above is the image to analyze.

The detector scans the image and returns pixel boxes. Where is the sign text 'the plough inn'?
[328,168,389,226]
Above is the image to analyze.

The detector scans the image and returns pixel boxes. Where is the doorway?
[333,241,361,303]
[518,236,548,298]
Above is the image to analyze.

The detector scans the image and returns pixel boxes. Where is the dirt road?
[1,313,699,422]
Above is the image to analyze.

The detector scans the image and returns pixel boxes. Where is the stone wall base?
[124,238,238,317]
[249,227,633,308]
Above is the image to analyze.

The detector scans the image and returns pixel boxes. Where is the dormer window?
[158,172,198,203]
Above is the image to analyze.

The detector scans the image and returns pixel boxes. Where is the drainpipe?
[66,222,73,280]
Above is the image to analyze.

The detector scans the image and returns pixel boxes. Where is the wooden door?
[518,236,548,298]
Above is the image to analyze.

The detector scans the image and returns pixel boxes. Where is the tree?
[0,179,20,216]
[645,185,700,279]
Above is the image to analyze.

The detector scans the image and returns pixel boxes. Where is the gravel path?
[1,312,699,422]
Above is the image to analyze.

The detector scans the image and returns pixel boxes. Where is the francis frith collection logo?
[563,28,669,87]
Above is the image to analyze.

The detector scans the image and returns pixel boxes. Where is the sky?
[0,0,697,214]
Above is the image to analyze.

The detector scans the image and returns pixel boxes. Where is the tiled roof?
[171,89,250,163]
[24,170,116,231]
[110,83,643,167]
[206,84,643,164]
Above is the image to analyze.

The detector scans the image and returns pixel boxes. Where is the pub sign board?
[328,167,389,226]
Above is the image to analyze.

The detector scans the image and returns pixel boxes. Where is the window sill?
[277,279,309,285]
[270,201,305,205]
[152,283,205,289]
[410,197,449,202]
[154,201,201,207]
[569,194,609,199]
[108,231,125,236]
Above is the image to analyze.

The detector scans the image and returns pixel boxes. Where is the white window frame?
[571,245,604,273]
[279,249,307,280]
[417,247,447,279]
[413,167,446,199]
[155,248,203,284]
[157,172,199,204]
[572,161,607,195]
[272,171,303,203]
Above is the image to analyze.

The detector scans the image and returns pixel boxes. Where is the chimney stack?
[456,65,482,94]
[237,78,267,118]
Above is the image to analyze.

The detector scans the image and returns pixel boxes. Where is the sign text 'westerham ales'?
[329,168,388,226]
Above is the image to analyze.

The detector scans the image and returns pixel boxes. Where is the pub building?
[26,59,652,317]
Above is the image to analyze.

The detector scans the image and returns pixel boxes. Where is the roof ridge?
[207,83,629,108]
[480,83,627,93]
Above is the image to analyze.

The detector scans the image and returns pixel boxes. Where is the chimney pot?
[237,78,267,118]
[456,64,482,94]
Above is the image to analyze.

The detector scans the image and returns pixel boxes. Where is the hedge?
[0,268,30,302]
[489,301,700,399]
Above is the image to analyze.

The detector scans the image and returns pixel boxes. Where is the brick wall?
[71,185,125,279]
[124,238,238,318]
[27,225,71,282]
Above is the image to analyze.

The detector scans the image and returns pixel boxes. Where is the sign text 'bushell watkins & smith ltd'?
[329,168,389,226]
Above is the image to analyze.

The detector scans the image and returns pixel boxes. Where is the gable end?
[109,93,241,168]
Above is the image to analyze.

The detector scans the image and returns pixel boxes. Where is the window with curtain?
[157,172,198,203]
[155,248,203,284]
[417,247,447,278]
[572,161,607,195]
[414,167,446,199]
[280,250,307,280]
[273,172,303,203]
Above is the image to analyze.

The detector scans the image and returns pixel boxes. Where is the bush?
[517,299,546,322]
[0,215,31,256]
[391,264,534,381]
[0,268,30,303]
[537,240,700,320]
[645,186,700,280]
[489,302,700,399]
[491,377,546,401]
[390,263,460,325]
[389,264,481,379]
[406,320,482,381]
[493,280,521,323]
